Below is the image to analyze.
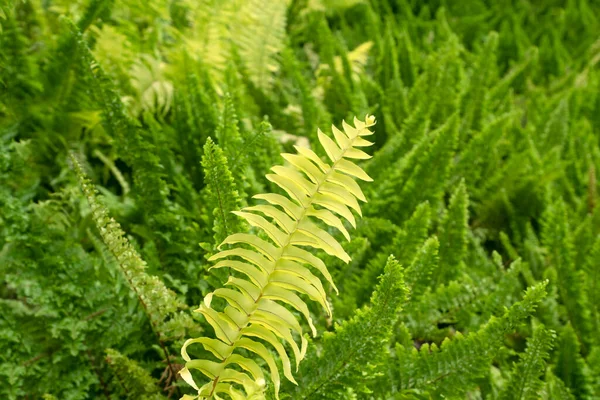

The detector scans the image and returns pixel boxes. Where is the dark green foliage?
[105,349,166,400]
[2,0,600,398]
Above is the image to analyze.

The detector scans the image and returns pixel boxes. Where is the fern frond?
[201,137,244,246]
[319,41,373,82]
[365,101,430,180]
[498,325,555,400]
[180,115,376,399]
[371,113,458,224]
[184,0,235,79]
[586,235,600,335]
[289,255,409,399]
[436,179,469,285]
[453,111,516,189]
[71,155,192,340]
[405,236,439,298]
[397,28,417,87]
[68,19,171,215]
[403,257,523,341]
[129,54,173,117]
[395,281,548,397]
[460,31,499,134]
[402,275,489,340]
[554,324,595,399]
[232,0,289,91]
[215,93,243,160]
[542,199,593,350]
[391,201,433,265]
[340,200,431,315]
[588,346,600,397]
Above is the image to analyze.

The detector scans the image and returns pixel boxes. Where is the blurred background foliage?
[1,0,600,398]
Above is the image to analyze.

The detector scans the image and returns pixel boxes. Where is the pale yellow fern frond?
[180,115,376,399]
[182,0,289,92]
[184,0,238,77]
[232,0,289,91]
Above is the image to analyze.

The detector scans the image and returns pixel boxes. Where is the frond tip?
[180,115,375,399]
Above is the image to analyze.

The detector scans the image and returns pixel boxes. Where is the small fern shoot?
[180,116,376,399]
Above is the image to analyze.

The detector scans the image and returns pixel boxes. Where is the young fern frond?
[180,116,376,399]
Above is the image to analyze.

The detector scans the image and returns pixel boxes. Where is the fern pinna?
[180,115,376,399]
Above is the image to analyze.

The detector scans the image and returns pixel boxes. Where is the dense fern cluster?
[1,0,600,399]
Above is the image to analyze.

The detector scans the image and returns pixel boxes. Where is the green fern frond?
[436,180,469,285]
[402,275,489,340]
[405,236,439,298]
[129,54,173,117]
[397,28,417,87]
[71,155,192,340]
[371,113,458,224]
[585,235,600,334]
[376,21,400,88]
[68,19,171,215]
[540,99,570,152]
[395,281,548,397]
[453,111,516,189]
[542,199,593,350]
[365,101,430,180]
[184,0,236,79]
[403,257,524,341]
[460,31,499,134]
[201,137,244,246]
[180,116,376,399]
[172,70,219,185]
[498,325,555,400]
[215,94,243,160]
[289,255,409,399]
[588,346,600,397]
[351,201,431,311]
[280,47,328,142]
[391,201,433,265]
